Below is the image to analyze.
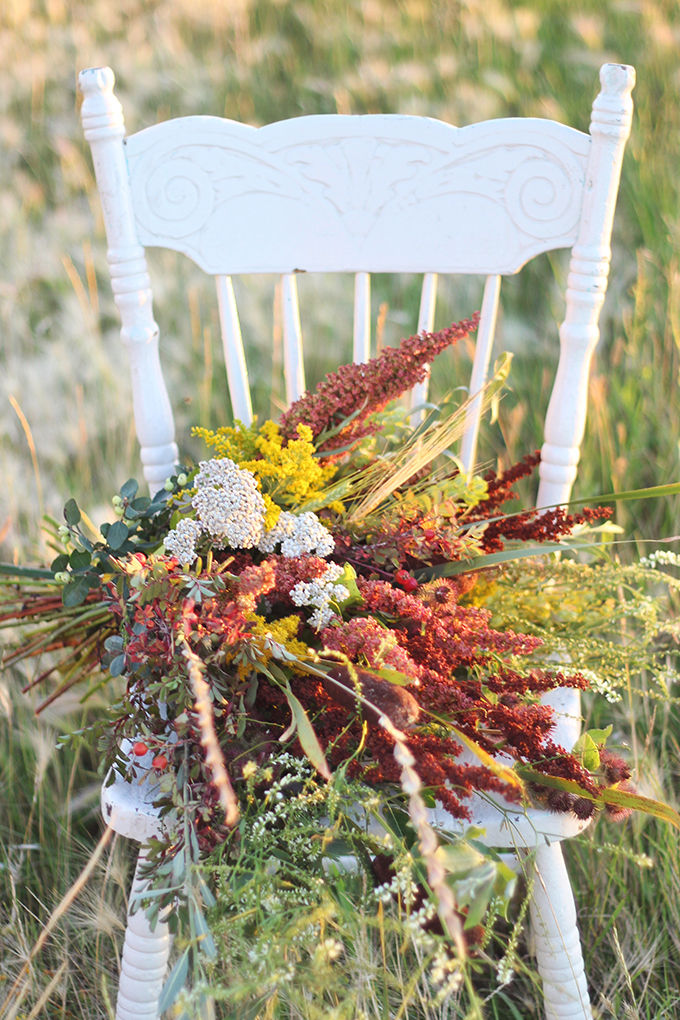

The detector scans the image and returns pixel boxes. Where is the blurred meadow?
[1,0,680,1017]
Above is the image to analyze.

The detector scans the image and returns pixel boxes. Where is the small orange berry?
[132,741,148,756]
[152,754,169,770]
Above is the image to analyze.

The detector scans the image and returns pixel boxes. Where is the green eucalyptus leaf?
[109,654,126,677]
[158,949,189,1014]
[192,904,217,960]
[64,498,81,526]
[197,875,216,909]
[107,521,129,550]
[51,553,69,572]
[62,575,90,607]
[69,549,91,571]
[120,478,139,500]
[455,861,497,928]
[296,476,355,513]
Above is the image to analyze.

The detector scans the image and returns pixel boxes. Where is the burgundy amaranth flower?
[279,315,480,454]
[320,615,424,679]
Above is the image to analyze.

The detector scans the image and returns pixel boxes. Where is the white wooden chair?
[79,63,635,1020]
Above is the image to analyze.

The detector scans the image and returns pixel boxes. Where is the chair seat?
[428,794,591,849]
[102,740,166,842]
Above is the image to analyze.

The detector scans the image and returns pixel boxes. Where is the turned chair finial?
[78,66,125,141]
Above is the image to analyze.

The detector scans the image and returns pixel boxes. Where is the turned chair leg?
[115,846,173,1020]
[529,841,593,1020]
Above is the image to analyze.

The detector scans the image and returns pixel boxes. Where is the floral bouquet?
[2,313,679,1010]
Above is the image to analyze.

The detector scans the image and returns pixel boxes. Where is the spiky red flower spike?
[279,314,480,455]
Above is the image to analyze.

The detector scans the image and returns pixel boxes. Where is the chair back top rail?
[78,64,635,502]
[123,112,592,276]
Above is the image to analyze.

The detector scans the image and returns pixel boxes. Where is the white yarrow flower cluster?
[163,517,203,565]
[163,458,266,563]
[290,562,349,631]
[192,459,266,547]
[162,459,335,572]
[258,510,334,558]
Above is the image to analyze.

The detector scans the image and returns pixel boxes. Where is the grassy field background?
[1,0,680,1017]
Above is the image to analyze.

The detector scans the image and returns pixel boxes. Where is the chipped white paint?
[80,63,633,1020]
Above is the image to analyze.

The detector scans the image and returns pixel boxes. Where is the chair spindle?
[281,273,306,407]
[409,271,439,422]
[459,273,501,474]
[215,275,253,426]
[353,272,371,363]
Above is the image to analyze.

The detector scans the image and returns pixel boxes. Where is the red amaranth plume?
[279,314,480,454]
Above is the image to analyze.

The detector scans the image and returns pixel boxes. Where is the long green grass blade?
[517,767,680,828]
[415,542,593,580]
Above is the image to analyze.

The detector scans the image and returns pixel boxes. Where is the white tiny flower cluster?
[162,458,336,567]
[402,901,437,949]
[580,668,622,704]
[249,754,327,844]
[163,517,203,565]
[192,458,266,547]
[372,861,418,907]
[640,549,680,569]
[163,457,266,563]
[430,948,463,999]
[258,510,335,558]
[290,562,350,631]
[496,956,515,987]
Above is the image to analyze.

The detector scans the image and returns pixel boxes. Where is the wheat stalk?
[346,354,512,525]
[379,714,467,961]
[179,635,240,827]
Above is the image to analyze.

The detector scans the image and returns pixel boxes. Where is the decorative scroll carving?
[125,116,591,276]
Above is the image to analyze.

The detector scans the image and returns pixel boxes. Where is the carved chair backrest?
[79,64,634,508]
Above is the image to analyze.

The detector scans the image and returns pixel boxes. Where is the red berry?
[132,741,148,757]
[394,569,410,585]
[403,576,419,592]
[422,528,436,541]
[152,754,168,770]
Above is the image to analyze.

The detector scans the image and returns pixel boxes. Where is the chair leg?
[528,841,593,1020]
[115,846,173,1020]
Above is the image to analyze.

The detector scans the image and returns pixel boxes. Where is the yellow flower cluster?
[249,613,310,662]
[193,420,336,518]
